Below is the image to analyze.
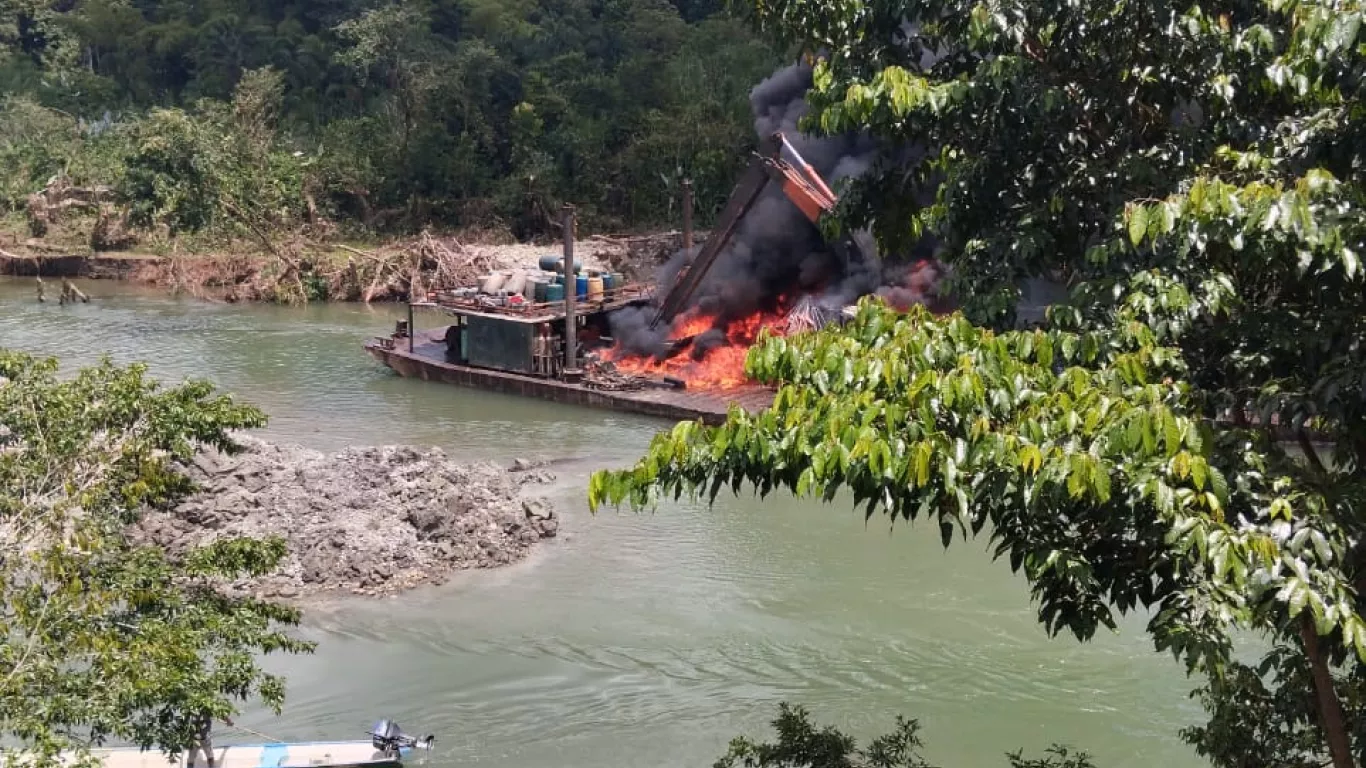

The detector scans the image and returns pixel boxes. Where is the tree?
[118,68,309,239]
[0,351,314,767]
[591,1,1366,765]
[334,2,450,168]
[119,107,222,236]
[714,703,1097,768]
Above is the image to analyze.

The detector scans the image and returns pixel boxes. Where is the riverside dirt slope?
[132,435,559,599]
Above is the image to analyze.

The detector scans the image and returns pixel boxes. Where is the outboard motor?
[369,720,436,754]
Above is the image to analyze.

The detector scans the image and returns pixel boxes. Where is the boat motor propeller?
[369,720,436,753]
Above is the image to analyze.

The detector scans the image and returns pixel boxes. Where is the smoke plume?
[608,59,949,360]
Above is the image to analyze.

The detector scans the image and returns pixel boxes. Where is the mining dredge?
[363,131,861,423]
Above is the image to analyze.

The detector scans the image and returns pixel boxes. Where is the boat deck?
[365,328,776,425]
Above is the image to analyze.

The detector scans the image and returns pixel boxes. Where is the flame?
[598,260,944,391]
[603,304,791,390]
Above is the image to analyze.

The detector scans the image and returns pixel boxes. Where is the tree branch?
[1299,615,1357,768]
[1298,429,1329,476]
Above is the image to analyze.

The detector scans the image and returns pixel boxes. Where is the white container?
[480,272,506,294]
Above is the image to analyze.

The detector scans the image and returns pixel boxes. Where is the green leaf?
[1128,204,1149,247]
[1189,457,1208,490]
[1092,466,1112,502]
[913,441,932,487]
[1067,455,1086,498]
[1287,582,1309,618]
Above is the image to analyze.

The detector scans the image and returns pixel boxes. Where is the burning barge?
[365,54,963,422]
[363,128,877,423]
[361,245,780,424]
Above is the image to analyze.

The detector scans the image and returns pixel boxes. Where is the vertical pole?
[407,301,414,353]
[562,204,577,375]
[681,178,694,253]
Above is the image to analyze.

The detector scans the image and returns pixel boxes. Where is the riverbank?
[0,228,688,303]
[131,434,560,600]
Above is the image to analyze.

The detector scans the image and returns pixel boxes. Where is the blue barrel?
[537,255,581,274]
[544,283,565,302]
[575,274,588,298]
[601,273,615,291]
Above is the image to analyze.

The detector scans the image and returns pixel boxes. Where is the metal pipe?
[407,301,414,353]
[562,204,577,374]
[681,178,693,253]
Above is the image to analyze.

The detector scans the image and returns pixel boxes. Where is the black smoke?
[608,59,948,361]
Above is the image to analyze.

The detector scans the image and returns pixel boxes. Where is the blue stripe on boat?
[259,744,290,768]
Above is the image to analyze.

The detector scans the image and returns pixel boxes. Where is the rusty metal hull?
[363,328,775,426]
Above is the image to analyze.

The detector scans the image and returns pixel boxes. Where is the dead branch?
[222,200,308,303]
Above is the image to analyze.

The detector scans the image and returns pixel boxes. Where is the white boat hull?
[85,741,412,768]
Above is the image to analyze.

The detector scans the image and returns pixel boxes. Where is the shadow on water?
[1,278,1206,768]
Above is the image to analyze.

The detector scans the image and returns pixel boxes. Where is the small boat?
[77,720,435,768]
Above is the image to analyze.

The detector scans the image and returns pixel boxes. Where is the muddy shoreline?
[0,251,160,279]
[132,435,561,600]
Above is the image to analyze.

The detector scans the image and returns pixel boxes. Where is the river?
[1,278,1207,768]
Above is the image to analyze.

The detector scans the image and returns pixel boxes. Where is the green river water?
[0,278,1208,768]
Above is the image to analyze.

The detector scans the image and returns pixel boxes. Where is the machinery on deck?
[649,131,869,330]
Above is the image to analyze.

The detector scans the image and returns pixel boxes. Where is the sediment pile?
[132,435,559,599]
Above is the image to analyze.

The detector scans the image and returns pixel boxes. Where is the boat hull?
[363,328,775,425]
[84,741,412,768]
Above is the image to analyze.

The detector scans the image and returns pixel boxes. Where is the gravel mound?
[133,435,558,599]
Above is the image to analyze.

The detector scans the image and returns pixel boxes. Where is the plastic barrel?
[575,274,588,299]
[533,280,548,303]
[538,255,582,275]
[505,270,527,297]
[601,273,616,291]
[586,275,605,300]
[544,283,565,302]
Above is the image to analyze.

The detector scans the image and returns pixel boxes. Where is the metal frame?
[648,131,864,330]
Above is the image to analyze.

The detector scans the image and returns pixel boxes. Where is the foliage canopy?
[0,0,779,236]
[0,351,314,766]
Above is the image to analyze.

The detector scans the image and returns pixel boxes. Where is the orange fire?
[602,304,791,389]
[599,261,946,390]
